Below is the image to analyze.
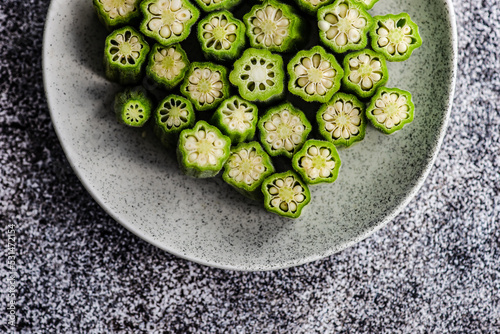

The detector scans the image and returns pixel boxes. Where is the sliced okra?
[211,96,258,144]
[140,0,199,46]
[154,94,195,148]
[197,11,246,61]
[317,0,373,54]
[222,142,275,201]
[316,92,366,147]
[114,86,153,127]
[104,26,150,85]
[369,13,423,62]
[193,0,242,13]
[366,87,415,134]
[287,45,344,103]
[293,0,334,16]
[146,44,189,91]
[261,171,311,218]
[351,0,379,10]
[258,103,312,159]
[291,139,341,185]
[342,49,388,99]
[229,48,285,103]
[180,62,230,111]
[93,0,142,30]
[177,121,231,178]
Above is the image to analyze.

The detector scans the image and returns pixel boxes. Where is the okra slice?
[342,49,388,99]
[114,86,153,127]
[258,103,312,158]
[197,11,246,61]
[140,0,200,46]
[180,62,230,111]
[146,44,189,90]
[104,26,150,85]
[369,13,423,62]
[211,96,258,144]
[222,142,275,200]
[154,94,195,148]
[291,139,341,185]
[351,0,379,10]
[287,45,344,103]
[317,0,373,54]
[261,171,311,218]
[366,87,415,134]
[177,121,231,178]
[93,0,142,30]
[229,48,285,103]
[192,0,242,13]
[317,92,366,147]
[243,0,305,53]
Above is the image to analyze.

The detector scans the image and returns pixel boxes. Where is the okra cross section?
[177,121,231,178]
[222,142,275,201]
[146,44,190,90]
[181,62,230,111]
[317,92,366,147]
[292,139,341,185]
[229,48,285,103]
[261,171,311,218]
[342,49,388,99]
[317,0,373,54]
[369,13,423,62]
[114,86,153,127]
[258,103,312,158]
[287,45,344,103]
[93,0,142,30]
[154,94,195,149]
[351,0,379,10]
[366,87,415,134]
[211,96,258,144]
[104,26,150,85]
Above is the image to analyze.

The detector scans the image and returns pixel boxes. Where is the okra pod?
[114,86,153,127]
[342,49,388,99]
[93,0,142,31]
[154,94,196,148]
[366,87,415,134]
[291,139,341,185]
[146,44,190,90]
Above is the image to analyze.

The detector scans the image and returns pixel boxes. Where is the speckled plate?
[43,0,457,271]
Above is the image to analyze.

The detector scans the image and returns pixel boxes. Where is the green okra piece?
[210,96,258,144]
[243,0,306,53]
[229,48,285,103]
[104,26,150,85]
[291,139,341,185]
[369,13,423,62]
[342,49,388,99]
[258,103,312,159]
[180,62,230,112]
[261,170,311,218]
[287,45,344,103]
[146,44,190,91]
[317,0,373,54]
[140,0,200,46]
[222,142,275,201]
[192,0,242,13]
[177,120,231,178]
[293,0,334,16]
[316,92,366,147]
[93,0,142,31]
[366,87,415,134]
[154,94,196,148]
[197,11,246,61]
[351,0,379,10]
[114,86,153,127]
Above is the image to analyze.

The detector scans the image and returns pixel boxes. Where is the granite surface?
[1,0,499,332]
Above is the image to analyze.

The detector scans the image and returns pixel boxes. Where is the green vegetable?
[192,0,243,13]
[366,87,415,134]
[146,43,189,90]
[93,0,142,31]
[114,86,153,127]
[342,49,388,99]
[291,139,341,185]
[292,0,334,16]
[351,0,379,10]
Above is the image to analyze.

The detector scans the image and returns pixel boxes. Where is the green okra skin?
[146,44,190,91]
[222,142,275,201]
[366,87,415,134]
[243,0,306,53]
[342,49,388,99]
[293,0,334,16]
[193,0,243,13]
[287,45,344,103]
[261,170,311,218]
[197,11,246,62]
[210,96,258,144]
[104,26,150,85]
[229,48,285,103]
[177,121,232,178]
[351,0,379,10]
[369,13,423,62]
[180,62,230,112]
[316,92,366,147]
[140,0,200,46]
[317,0,373,54]
[154,94,196,149]
[291,139,341,185]
[114,86,153,127]
[93,0,142,31]
[258,103,312,159]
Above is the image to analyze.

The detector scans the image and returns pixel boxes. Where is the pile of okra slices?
[96,0,422,218]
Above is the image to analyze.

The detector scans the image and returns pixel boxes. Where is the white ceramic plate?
[43,0,457,270]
